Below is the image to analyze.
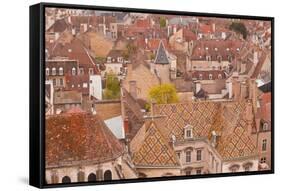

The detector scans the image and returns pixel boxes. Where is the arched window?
[46,68,50,76]
[59,67,63,75]
[52,67,56,75]
[62,176,71,183]
[77,171,85,182]
[72,67,76,76]
[88,173,96,182]
[104,170,112,181]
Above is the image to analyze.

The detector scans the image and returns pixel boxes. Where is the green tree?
[159,17,167,28]
[148,83,179,104]
[229,22,248,39]
[103,73,120,99]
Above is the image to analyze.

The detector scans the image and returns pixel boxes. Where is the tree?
[159,17,167,28]
[229,22,248,39]
[103,73,120,99]
[123,43,137,60]
[148,83,179,104]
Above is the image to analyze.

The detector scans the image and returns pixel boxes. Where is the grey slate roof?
[155,41,170,65]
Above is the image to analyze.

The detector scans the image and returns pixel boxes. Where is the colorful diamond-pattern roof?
[153,101,257,160]
[132,121,180,167]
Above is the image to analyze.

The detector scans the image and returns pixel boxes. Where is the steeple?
[154,40,169,65]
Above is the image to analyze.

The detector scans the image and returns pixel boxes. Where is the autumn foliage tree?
[148,83,179,104]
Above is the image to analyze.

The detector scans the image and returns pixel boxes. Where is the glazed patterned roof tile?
[153,101,257,160]
[132,121,180,167]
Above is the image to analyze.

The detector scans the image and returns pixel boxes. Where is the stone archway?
[88,173,97,182]
[104,170,112,180]
[62,176,71,183]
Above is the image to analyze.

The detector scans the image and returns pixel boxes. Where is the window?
[262,123,269,131]
[117,57,123,63]
[186,170,191,175]
[261,157,266,163]
[52,67,56,75]
[53,79,56,86]
[88,173,96,182]
[206,56,211,61]
[262,139,267,151]
[218,74,222,79]
[186,130,192,138]
[196,150,202,161]
[51,173,58,184]
[186,150,191,163]
[59,67,63,75]
[107,57,111,63]
[46,68,50,76]
[79,68,84,75]
[83,83,88,88]
[217,56,222,63]
[229,164,240,172]
[212,66,216,70]
[199,74,203,80]
[104,170,112,181]
[89,68,93,75]
[209,74,213,80]
[184,125,193,139]
[59,78,63,86]
[72,67,76,75]
[244,166,250,172]
[176,152,181,160]
[62,176,71,183]
[196,169,202,175]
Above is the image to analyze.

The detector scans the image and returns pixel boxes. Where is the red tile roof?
[46,112,124,167]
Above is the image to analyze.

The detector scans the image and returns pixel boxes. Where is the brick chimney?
[123,117,129,136]
[129,80,137,99]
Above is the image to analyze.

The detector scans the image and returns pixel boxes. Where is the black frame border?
[29,2,274,189]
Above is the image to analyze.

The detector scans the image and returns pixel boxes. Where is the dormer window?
[79,68,84,75]
[209,74,213,80]
[89,68,93,75]
[52,67,56,76]
[72,67,76,76]
[199,74,203,80]
[218,74,222,79]
[46,68,50,76]
[184,125,193,139]
[59,67,63,75]
[262,122,269,131]
[217,55,222,63]
[117,57,123,63]
[107,57,111,63]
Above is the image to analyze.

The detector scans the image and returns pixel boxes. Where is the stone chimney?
[245,100,254,134]
[129,80,137,99]
[232,76,240,101]
[253,51,259,65]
